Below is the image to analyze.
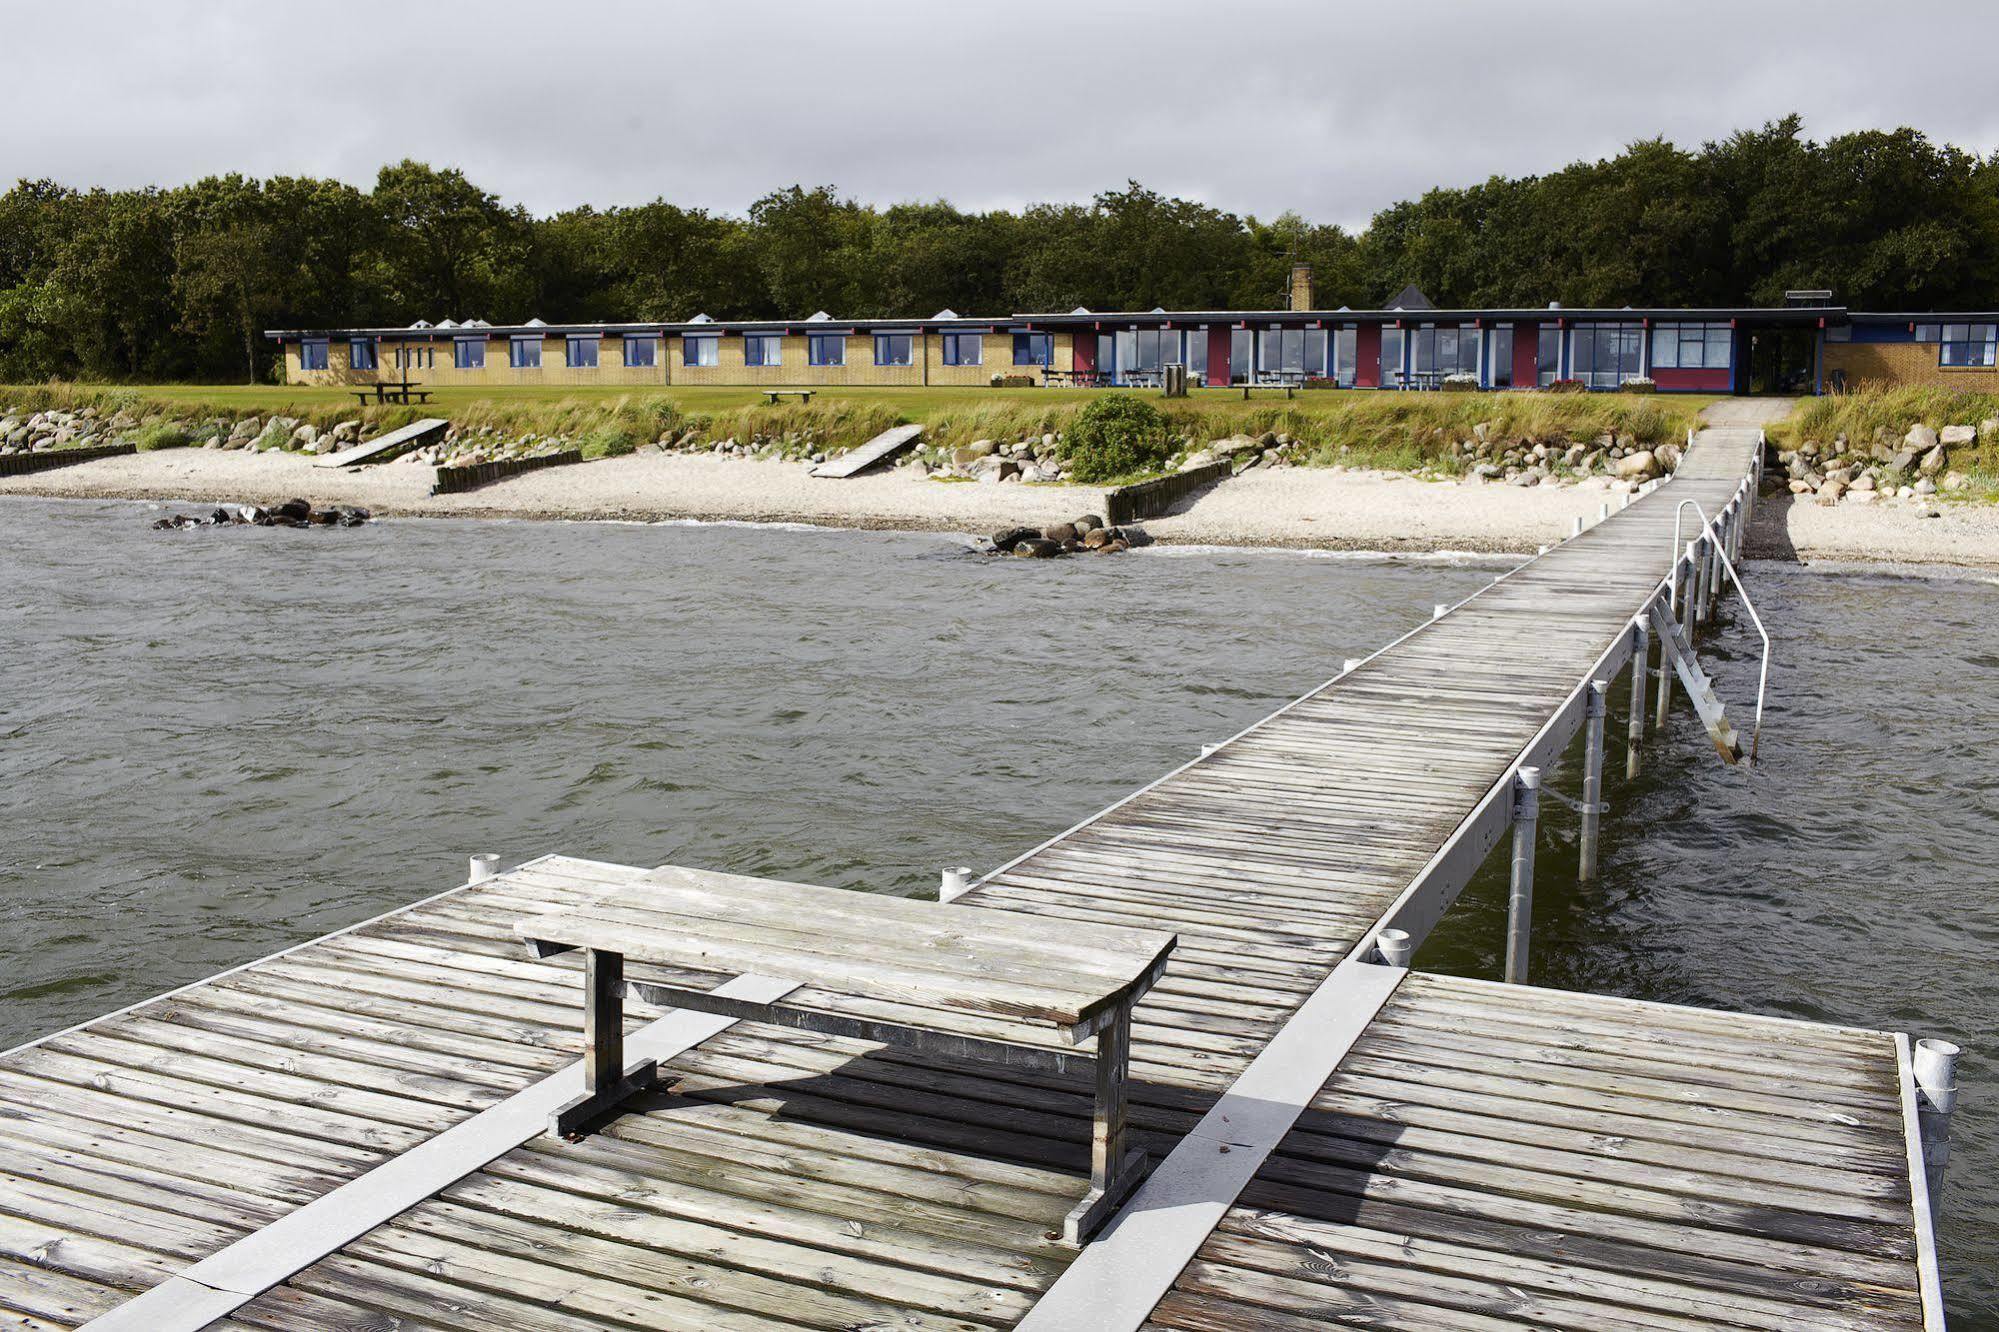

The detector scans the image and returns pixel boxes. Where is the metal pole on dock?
[1915,1038,1961,1202]
[1656,592,1676,729]
[938,867,974,903]
[1691,539,1711,628]
[1503,767,1540,984]
[468,853,499,883]
[1681,543,1701,640]
[1373,928,1413,968]
[1627,620,1648,779]
[1579,682,1607,882]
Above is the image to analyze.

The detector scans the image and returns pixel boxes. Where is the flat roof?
[268,303,1999,341]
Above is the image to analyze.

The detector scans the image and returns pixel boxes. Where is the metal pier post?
[1691,538,1711,628]
[1627,620,1648,779]
[1915,1038,1961,1203]
[1579,682,1607,882]
[1503,767,1541,984]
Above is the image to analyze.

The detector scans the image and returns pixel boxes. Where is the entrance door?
[1744,328,1817,394]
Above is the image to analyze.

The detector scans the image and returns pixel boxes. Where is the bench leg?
[550,948,655,1138]
[1062,999,1151,1244]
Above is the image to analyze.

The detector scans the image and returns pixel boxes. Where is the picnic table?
[517,863,1175,1243]
[350,382,432,406]
[763,389,814,404]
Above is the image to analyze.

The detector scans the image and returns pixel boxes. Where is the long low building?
[266,270,1999,395]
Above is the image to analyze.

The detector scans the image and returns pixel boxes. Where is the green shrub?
[1063,394,1172,481]
[580,423,641,458]
[130,421,193,451]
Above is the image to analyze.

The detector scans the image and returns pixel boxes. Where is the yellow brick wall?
[286,329,1082,388]
[1825,340,1999,392]
[671,332,926,386]
[283,334,665,386]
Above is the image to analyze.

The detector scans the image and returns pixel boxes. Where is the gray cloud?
[3,0,1993,229]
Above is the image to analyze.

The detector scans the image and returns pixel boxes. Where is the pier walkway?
[0,419,1949,1329]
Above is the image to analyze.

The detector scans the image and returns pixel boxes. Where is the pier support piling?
[1503,767,1541,984]
[938,867,974,903]
[1579,681,1607,882]
[1914,1038,1961,1203]
[469,853,499,883]
[1627,620,1648,779]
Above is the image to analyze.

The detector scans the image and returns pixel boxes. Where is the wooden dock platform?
[0,423,1951,1329]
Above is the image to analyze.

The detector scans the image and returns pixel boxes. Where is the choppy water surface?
[1,498,1994,1323]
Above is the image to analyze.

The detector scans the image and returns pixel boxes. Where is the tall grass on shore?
[4,381,1709,470]
[1783,387,1999,474]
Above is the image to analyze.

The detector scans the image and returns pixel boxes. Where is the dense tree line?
[3,116,1995,383]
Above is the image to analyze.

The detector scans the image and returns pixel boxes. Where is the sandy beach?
[6,446,1999,567]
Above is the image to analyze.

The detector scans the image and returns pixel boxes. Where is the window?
[939,332,981,366]
[1940,323,1997,367]
[1185,329,1207,378]
[1537,326,1562,386]
[1229,328,1252,382]
[1118,328,1179,377]
[1913,324,1941,344]
[1569,323,1644,389]
[1333,327,1357,387]
[396,344,433,371]
[1650,322,1732,371]
[299,339,328,371]
[566,335,599,368]
[1489,326,1513,388]
[1013,332,1054,366]
[1380,327,1404,387]
[808,333,845,366]
[348,337,377,371]
[509,336,542,369]
[743,334,780,367]
[624,334,658,368]
[683,335,719,367]
[454,337,486,370]
[874,333,913,366]
[1410,323,1479,378]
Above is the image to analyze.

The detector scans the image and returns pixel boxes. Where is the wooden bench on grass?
[516,864,1175,1243]
[762,389,815,405]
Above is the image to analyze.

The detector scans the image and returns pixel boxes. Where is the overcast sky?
[6,0,1995,229]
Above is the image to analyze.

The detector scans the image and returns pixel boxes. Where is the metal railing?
[1669,486,1770,760]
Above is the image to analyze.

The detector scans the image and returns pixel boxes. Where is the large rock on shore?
[1612,450,1659,480]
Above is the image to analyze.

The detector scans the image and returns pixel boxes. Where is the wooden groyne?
[431,449,584,495]
[0,422,1954,1330]
[1102,460,1230,526]
[0,444,135,477]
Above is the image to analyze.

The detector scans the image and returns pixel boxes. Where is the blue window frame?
[873,333,913,366]
[509,336,541,369]
[454,337,486,370]
[395,344,434,371]
[566,334,600,368]
[624,334,658,368]
[299,338,328,371]
[348,337,377,371]
[684,335,720,367]
[1013,332,1053,367]
[939,332,981,366]
[1569,322,1644,389]
[808,333,845,367]
[743,334,781,367]
[1940,323,1997,367]
[1650,322,1732,370]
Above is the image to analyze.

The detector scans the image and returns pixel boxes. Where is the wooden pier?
[0,421,1953,1329]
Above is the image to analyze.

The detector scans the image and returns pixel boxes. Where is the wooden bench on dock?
[516,864,1175,1243]
[762,389,814,404]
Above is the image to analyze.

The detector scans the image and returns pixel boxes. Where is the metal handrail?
[1669,491,1771,759]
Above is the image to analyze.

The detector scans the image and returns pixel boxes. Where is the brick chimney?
[1288,263,1315,312]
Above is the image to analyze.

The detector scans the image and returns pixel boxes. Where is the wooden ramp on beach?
[312,419,447,469]
[808,423,923,478]
[0,422,1952,1330]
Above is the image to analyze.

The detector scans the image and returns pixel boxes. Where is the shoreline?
[6,447,1999,569]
